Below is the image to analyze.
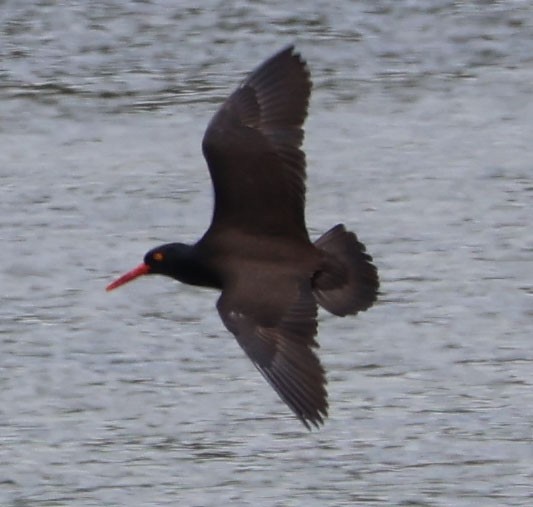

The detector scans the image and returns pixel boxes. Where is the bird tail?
[312,224,379,316]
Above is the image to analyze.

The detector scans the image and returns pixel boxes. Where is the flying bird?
[107,46,379,429]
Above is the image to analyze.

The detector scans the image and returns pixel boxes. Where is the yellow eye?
[153,252,164,262]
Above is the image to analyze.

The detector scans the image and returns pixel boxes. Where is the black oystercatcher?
[107,46,379,429]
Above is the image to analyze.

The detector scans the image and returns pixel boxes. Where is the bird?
[106,45,379,429]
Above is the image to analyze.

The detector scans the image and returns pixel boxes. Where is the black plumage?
[107,46,379,429]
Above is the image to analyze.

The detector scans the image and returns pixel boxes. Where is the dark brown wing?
[202,45,311,240]
[217,279,328,429]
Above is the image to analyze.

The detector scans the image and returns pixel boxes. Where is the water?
[1,1,532,505]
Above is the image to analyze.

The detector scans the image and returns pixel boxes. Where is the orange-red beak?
[106,263,151,291]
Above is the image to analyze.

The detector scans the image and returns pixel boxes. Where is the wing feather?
[202,46,311,239]
[217,281,328,429]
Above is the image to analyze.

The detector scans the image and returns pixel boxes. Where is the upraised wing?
[202,46,311,240]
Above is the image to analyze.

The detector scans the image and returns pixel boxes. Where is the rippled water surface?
[1,1,532,505]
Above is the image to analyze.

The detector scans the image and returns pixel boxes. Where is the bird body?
[107,46,379,429]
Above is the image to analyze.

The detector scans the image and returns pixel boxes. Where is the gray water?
[1,1,532,505]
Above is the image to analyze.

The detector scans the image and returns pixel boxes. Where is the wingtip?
[270,43,308,70]
[278,43,296,55]
[299,404,329,431]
